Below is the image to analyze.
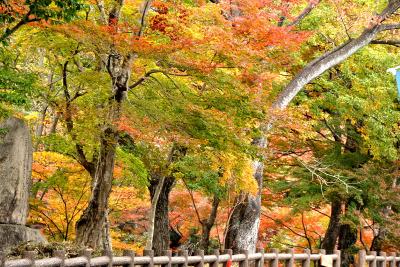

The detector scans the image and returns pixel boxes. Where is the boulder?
[0,117,46,250]
[0,117,32,224]
[0,224,47,251]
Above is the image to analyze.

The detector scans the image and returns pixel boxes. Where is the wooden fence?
[1,248,400,267]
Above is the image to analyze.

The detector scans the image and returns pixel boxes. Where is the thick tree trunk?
[338,223,357,267]
[321,199,342,253]
[148,144,187,255]
[75,126,119,249]
[149,176,175,255]
[225,137,265,253]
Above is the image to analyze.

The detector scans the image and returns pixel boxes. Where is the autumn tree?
[227,0,400,253]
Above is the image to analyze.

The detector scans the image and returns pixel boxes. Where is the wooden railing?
[1,248,342,267]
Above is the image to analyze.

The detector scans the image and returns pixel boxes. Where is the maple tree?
[2,0,400,258]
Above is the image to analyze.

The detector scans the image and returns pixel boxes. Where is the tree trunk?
[225,137,265,253]
[102,208,112,251]
[148,144,187,255]
[200,195,220,252]
[75,126,119,249]
[149,176,175,255]
[34,105,48,150]
[338,223,357,267]
[146,176,166,250]
[49,113,60,134]
[321,199,342,253]
[370,177,397,251]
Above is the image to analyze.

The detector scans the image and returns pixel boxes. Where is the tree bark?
[146,176,166,250]
[200,195,220,252]
[49,113,60,134]
[225,137,265,253]
[34,105,48,150]
[149,176,175,255]
[147,143,187,255]
[75,125,120,248]
[338,223,357,267]
[321,199,342,253]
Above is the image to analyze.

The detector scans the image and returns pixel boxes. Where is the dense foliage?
[1,0,400,262]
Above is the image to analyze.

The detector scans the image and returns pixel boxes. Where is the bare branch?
[377,23,400,31]
[371,39,400,47]
[288,0,321,26]
[138,0,153,36]
[128,69,188,90]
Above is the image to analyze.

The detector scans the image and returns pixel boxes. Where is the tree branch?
[128,69,188,90]
[378,23,400,31]
[288,0,321,26]
[0,10,40,43]
[370,39,400,47]
[138,0,153,36]
[272,0,400,110]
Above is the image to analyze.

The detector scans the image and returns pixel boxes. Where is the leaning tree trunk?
[272,0,400,110]
[149,176,176,255]
[321,199,342,253]
[224,0,400,252]
[225,137,265,253]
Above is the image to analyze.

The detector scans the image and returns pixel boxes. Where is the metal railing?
[1,248,342,267]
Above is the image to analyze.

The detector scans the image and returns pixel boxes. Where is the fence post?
[255,248,264,267]
[211,249,220,267]
[123,250,135,267]
[103,250,113,267]
[162,250,172,267]
[379,252,386,267]
[239,250,249,267]
[144,250,154,267]
[195,250,204,267]
[53,250,65,267]
[302,249,310,267]
[334,250,341,267]
[0,251,5,267]
[178,250,188,267]
[271,249,279,267]
[389,252,396,267]
[285,248,294,267]
[397,252,400,267]
[370,251,377,267]
[358,250,366,267]
[81,249,92,267]
[223,249,232,267]
[319,249,326,267]
[23,251,36,267]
